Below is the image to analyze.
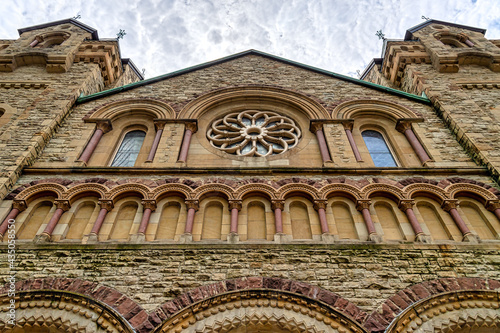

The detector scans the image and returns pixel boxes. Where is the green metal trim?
[76,49,431,105]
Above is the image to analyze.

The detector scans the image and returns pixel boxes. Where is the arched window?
[111,130,146,167]
[362,130,397,167]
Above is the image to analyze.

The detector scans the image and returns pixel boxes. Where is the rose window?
[207,110,301,157]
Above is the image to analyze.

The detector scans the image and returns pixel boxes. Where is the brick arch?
[277,183,320,201]
[178,85,330,120]
[361,183,405,201]
[151,183,193,201]
[142,277,367,333]
[14,183,66,203]
[64,183,109,203]
[0,277,145,331]
[404,183,449,202]
[332,99,421,121]
[234,183,277,201]
[447,183,498,204]
[85,98,175,120]
[320,183,362,201]
[193,183,235,201]
[107,183,151,201]
[363,277,500,333]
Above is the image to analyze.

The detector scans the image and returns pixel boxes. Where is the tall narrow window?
[111,130,146,167]
[362,130,397,167]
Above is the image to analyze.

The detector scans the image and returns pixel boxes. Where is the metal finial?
[421,16,430,20]
[141,68,146,76]
[356,70,361,78]
[116,29,127,40]
[375,30,385,40]
[73,14,81,20]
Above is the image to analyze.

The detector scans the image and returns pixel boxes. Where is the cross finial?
[421,15,430,20]
[116,29,127,40]
[141,68,146,76]
[73,14,81,20]
[375,30,385,40]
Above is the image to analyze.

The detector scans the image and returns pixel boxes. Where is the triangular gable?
[18,18,99,40]
[404,19,486,41]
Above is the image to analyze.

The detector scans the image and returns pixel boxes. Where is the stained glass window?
[111,130,146,167]
[362,130,397,167]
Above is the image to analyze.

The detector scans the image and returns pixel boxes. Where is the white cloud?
[1,0,499,79]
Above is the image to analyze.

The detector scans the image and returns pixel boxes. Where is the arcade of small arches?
[1,180,500,244]
[1,277,499,333]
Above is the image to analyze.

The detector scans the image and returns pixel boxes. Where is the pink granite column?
[40,200,71,239]
[314,200,330,233]
[486,200,500,222]
[30,36,42,47]
[396,121,431,164]
[229,201,242,234]
[399,200,425,236]
[310,122,332,163]
[78,120,112,164]
[184,200,199,234]
[356,200,377,236]
[0,200,27,239]
[272,200,285,234]
[146,122,165,162]
[89,200,114,236]
[137,200,157,235]
[178,121,197,162]
[342,121,362,162]
[442,200,472,237]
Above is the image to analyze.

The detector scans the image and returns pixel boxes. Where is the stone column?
[36,200,71,242]
[272,200,286,243]
[146,121,166,162]
[458,33,475,47]
[396,120,431,164]
[131,200,157,242]
[78,120,112,164]
[30,36,43,47]
[227,200,242,243]
[87,200,114,243]
[181,200,199,243]
[310,121,332,164]
[486,200,500,223]
[342,121,362,162]
[442,200,477,243]
[314,200,335,244]
[0,200,27,240]
[398,199,430,243]
[178,121,198,163]
[356,200,381,242]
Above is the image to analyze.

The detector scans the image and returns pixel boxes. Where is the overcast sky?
[1,0,500,79]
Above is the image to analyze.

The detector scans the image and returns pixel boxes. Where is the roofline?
[359,58,383,80]
[18,18,99,40]
[122,58,144,81]
[76,49,430,105]
[404,19,486,41]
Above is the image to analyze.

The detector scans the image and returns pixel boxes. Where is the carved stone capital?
[341,120,354,131]
[12,199,27,212]
[309,120,325,133]
[457,32,469,43]
[228,200,242,211]
[395,120,413,133]
[398,199,415,211]
[441,199,459,212]
[153,120,167,131]
[185,200,199,211]
[183,120,198,133]
[96,120,112,133]
[271,200,285,211]
[98,199,114,211]
[313,200,327,210]
[356,200,371,211]
[486,200,500,212]
[54,200,71,212]
[141,200,157,212]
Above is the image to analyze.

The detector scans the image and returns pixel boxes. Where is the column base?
[415,233,432,243]
[368,233,382,243]
[85,233,99,244]
[34,233,51,243]
[322,161,335,167]
[130,233,146,243]
[321,233,337,244]
[180,233,193,243]
[227,232,239,244]
[273,233,290,244]
[462,233,479,243]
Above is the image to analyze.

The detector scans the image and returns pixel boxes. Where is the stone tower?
[1,19,499,333]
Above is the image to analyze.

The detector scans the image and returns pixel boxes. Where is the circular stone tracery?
[207,110,301,157]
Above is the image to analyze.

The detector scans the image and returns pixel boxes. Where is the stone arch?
[332,99,421,121]
[234,183,277,201]
[321,183,363,201]
[151,183,193,201]
[277,183,319,201]
[362,184,405,201]
[0,277,144,332]
[404,183,449,202]
[107,183,151,201]
[447,183,498,204]
[193,184,235,201]
[64,183,109,203]
[364,277,500,333]
[15,183,66,202]
[179,86,330,120]
[85,98,175,120]
[147,277,367,333]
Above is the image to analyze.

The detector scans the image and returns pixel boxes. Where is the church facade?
[0,18,500,332]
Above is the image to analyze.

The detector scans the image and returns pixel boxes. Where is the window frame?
[360,127,400,168]
[109,127,147,167]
